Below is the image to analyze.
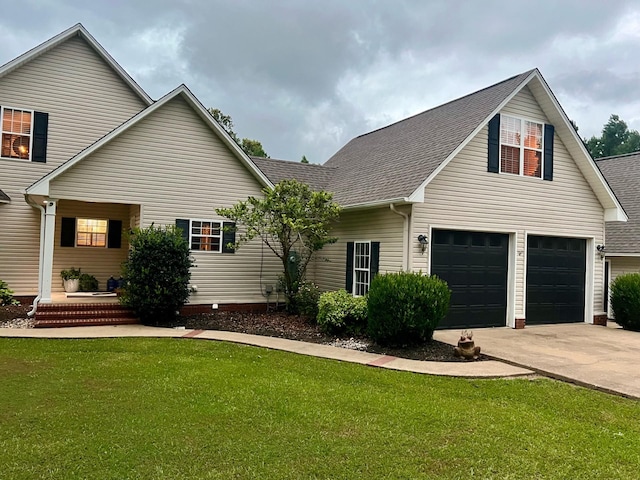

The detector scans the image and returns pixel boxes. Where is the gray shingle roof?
[597,152,640,253]
[323,70,535,205]
[252,70,534,206]
[0,188,10,203]
[251,157,337,191]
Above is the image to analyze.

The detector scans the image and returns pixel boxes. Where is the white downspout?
[25,196,46,317]
[389,203,409,271]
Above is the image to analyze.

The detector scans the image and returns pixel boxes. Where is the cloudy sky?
[2,1,640,163]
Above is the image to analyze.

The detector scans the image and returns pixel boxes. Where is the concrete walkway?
[0,324,532,378]
[435,323,640,399]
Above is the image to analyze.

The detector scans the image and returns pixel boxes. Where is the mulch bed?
[1,305,487,362]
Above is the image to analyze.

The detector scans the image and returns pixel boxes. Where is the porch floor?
[49,292,120,304]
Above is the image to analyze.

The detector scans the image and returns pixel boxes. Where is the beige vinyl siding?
[0,35,148,294]
[412,86,606,320]
[609,257,640,284]
[50,95,282,304]
[310,206,406,292]
[52,201,130,293]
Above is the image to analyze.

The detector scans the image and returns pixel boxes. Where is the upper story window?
[500,115,543,178]
[77,218,108,247]
[1,107,33,160]
[191,220,222,252]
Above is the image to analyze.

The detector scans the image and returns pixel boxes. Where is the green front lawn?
[1,338,639,479]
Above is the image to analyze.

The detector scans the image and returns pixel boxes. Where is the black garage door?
[431,229,509,329]
[526,236,586,325]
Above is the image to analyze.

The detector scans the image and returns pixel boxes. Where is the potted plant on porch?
[60,267,82,293]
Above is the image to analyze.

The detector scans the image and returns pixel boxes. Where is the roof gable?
[26,85,273,195]
[251,157,337,191]
[597,152,640,252]
[0,23,152,106]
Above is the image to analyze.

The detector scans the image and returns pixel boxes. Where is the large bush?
[120,225,193,326]
[0,279,19,306]
[367,272,450,346]
[610,273,640,331]
[317,289,367,334]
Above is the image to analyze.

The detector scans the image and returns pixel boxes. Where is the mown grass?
[0,337,639,479]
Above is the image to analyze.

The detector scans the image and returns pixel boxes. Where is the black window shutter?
[487,113,500,173]
[32,112,48,163]
[175,219,190,245]
[60,217,76,247]
[108,220,122,248]
[543,124,554,181]
[222,222,236,253]
[345,242,355,293]
[370,242,380,279]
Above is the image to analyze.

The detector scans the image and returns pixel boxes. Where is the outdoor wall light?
[596,244,606,259]
[418,234,429,254]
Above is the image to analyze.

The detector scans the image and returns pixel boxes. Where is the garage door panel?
[526,235,585,325]
[432,229,509,329]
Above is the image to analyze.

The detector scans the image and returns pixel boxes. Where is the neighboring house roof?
[0,23,153,106]
[597,152,640,253]
[250,157,337,191]
[26,85,273,196]
[254,69,625,220]
[0,188,10,203]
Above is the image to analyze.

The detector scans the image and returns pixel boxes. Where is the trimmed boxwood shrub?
[367,272,450,346]
[120,225,193,326]
[0,279,19,306]
[610,273,640,331]
[317,289,367,334]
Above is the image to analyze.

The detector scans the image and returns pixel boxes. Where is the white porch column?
[40,199,57,303]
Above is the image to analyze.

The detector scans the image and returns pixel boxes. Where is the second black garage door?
[431,229,509,329]
[526,236,586,325]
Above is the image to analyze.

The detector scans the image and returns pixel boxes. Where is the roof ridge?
[354,68,536,140]
[596,150,640,162]
[252,156,337,169]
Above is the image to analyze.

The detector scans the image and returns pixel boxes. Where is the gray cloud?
[2,0,640,161]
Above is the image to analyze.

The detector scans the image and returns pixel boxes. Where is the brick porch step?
[34,303,139,328]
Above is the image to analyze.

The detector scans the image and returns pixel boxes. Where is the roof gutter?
[343,197,412,211]
[389,203,410,271]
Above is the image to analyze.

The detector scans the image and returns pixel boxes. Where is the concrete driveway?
[435,323,640,399]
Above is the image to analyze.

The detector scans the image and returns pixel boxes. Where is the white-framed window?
[190,220,222,252]
[76,218,108,247]
[353,241,371,296]
[1,107,33,160]
[500,114,543,178]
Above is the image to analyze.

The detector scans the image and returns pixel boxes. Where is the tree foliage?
[215,180,341,306]
[208,107,269,158]
[300,155,309,164]
[585,114,640,158]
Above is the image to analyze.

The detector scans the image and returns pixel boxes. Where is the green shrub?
[0,279,19,306]
[317,289,367,334]
[610,273,640,331]
[120,225,193,326]
[367,272,450,346]
[79,273,99,292]
[292,281,320,318]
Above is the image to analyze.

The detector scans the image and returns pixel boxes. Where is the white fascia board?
[530,74,627,222]
[605,253,640,257]
[343,197,412,210]
[0,24,153,106]
[407,70,538,202]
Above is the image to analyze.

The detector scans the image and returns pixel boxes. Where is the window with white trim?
[500,115,543,178]
[76,218,108,247]
[1,107,33,160]
[190,220,222,252]
[353,241,371,296]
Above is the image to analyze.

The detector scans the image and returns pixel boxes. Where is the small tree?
[216,180,341,307]
[120,225,193,325]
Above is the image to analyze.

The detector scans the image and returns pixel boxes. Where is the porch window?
[1,107,32,160]
[76,218,108,247]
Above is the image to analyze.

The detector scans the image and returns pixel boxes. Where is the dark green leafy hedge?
[120,225,193,326]
[0,279,18,306]
[317,289,367,334]
[610,273,640,331]
[367,272,450,346]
